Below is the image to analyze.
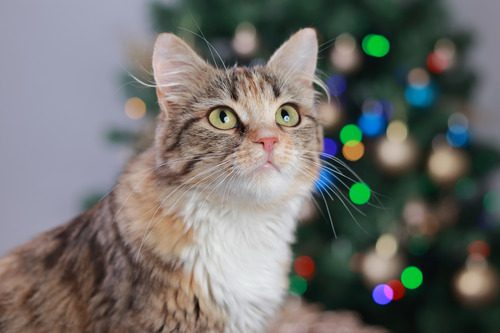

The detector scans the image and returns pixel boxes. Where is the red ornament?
[427,51,449,74]
[294,256,316,280]
[468,240,490,258]
[387,280,406,301]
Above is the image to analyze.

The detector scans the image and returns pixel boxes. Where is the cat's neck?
[114,148,303,260]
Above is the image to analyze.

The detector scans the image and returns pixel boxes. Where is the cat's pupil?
[281,109,290,122]
[219,111,229,123]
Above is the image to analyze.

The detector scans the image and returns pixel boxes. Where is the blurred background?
[1,1,500,332]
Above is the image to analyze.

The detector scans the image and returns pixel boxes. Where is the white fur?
[179,191,305,333]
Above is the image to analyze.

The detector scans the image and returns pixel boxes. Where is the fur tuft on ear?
[267,28,318,85]
[152,33,211,108]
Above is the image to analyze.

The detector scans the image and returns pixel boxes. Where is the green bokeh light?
[340,124,362,144]
[349,183,371,205]
[362,34,390,58]
[289,275,308,295]
[401,266,423,289]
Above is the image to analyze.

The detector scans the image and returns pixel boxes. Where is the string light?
[372,284,393,305]
[342,141,365,161]
[124,97,147,120]
[447,113,469,147]
[358,112,386,137]
[349,182,371,205]
[289,275,308,295]
[405,84,436,108]
[427,38,456,73]
[387,280,406,301]
[340,124,362,144]
[323,138,339,156]
[375,234,398,259]
[467,240,490,258]
[362,34,390,58]
[386,121,408,142]
[294,256,316,280]
[401,266,423,289]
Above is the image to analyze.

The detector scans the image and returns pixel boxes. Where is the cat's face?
[152,29,322,203]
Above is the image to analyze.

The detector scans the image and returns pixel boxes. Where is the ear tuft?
[267,28,318,84]
[152,33,210,107]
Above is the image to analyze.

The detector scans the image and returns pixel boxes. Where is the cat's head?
[152,29,323,204]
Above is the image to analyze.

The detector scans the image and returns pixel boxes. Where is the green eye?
[275,105,300,127]
[208,107,238,130]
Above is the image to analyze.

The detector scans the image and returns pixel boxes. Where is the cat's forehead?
[207,66,310,123]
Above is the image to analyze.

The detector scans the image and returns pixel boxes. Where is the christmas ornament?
[446,113,469,148]
[403,200,440,236]
[427,144,469,186]
[375,137,418,174]
[358,100,387,137]
[359,249,404,286]
[427,38,456,74]
[232,22,258,57]
[376,120,418,174]
[329,33,361,73]
[454,255,499,306]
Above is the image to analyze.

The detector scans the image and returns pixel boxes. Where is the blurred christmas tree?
[108,0,500,332]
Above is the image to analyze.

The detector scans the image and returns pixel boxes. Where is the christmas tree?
[108,1,500,332]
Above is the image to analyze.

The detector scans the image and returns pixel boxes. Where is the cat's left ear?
[152,33,211,108]
[267,28,318,85]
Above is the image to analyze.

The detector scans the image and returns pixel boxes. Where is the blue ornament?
[358,112,386,137]
[447,125,469,147]
[405,84,436,108]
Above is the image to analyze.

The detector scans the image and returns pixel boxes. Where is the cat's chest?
[180,200,298,333]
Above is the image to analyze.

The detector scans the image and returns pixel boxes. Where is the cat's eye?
[275,105,300,127]
[208,107,238,130]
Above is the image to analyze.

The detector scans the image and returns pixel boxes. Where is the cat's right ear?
[152,33,210,108]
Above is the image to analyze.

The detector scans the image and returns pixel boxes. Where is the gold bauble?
[402,200,440,236]
[454,258,499,306]
[375,136,418,174]
[359,249,404,287]
[427,146,469,186]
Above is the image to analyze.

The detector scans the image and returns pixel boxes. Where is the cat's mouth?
[257,158,280,173]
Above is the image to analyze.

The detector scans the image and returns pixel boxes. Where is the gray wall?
[0,1,499,254]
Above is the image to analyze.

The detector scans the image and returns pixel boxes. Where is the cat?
[0,28,323,333]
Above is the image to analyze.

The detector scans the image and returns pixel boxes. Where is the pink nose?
[254,136,278,153]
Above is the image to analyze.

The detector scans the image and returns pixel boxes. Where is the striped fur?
[0,29,322,332]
